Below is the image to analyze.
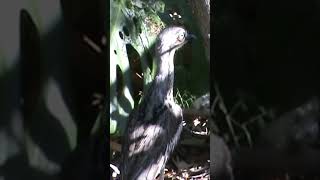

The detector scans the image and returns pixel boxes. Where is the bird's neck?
[154,51,175,99]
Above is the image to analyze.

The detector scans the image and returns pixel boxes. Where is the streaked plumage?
[121,26,194,180]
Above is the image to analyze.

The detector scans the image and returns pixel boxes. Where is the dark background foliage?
[213,0,320,112]
[213,0,320,179]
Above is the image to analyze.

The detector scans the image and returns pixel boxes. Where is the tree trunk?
[188,0,210,61]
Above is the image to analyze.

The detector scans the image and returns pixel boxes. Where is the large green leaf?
[109,0,165,136]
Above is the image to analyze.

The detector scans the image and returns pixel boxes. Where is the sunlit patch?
[129,126,145,140]
[193,118,201,126]
[128,124,164,156]
[144,16,165,35]
[182,121,187,126]
[0,130,20,166]
[25,132,61,174]
[169,11,182,20]
[110,164,120,178]
[45,78,77,150]
[181,170,189,179]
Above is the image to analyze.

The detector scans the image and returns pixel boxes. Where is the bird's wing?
[122,104,183,180]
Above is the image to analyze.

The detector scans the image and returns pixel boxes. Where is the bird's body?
[121,26,194,180]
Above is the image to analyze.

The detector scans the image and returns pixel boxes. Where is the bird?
[121,26,195,180]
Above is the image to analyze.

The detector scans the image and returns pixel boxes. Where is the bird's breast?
[165,99,182,119]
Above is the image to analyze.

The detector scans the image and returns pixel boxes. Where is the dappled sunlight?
[25,132,61,175]
[1,0,106,179]
[128,124,164,157]
[45,78,77,150]
[0,130,20,166]
[110,1,210,179]
[123,86,134,111]
[110,0,164,137]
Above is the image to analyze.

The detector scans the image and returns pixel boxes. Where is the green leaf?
[109,0,165,136]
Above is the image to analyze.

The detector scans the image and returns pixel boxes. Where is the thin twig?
[214,83,239,147]
[83,35,102,53]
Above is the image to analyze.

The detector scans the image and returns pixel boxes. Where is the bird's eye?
[177,33,185,42]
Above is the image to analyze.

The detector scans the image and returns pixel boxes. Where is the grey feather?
[121,26,192,180]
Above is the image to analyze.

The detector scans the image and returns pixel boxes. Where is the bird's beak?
[186,33,197,42]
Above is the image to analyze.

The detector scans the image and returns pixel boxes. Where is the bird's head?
[155,26,196,56]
